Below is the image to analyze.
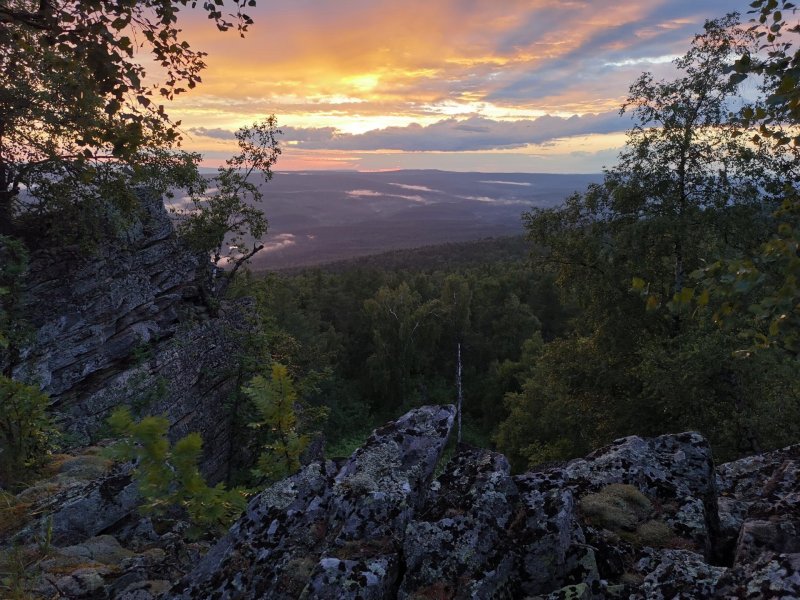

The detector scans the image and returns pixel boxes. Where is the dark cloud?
[279,126,339,143]
[284,112,626,152]
[188,127,236,140]
[486,0,738,103]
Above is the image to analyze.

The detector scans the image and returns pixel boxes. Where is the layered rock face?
[5,405,800,598]
[9,191,249,480]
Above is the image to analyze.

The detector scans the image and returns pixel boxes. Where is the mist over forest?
[202,170,602,269]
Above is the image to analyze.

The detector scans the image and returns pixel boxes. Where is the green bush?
[106,408,246,537]
[0,376,57,489]
[244,364,328,482]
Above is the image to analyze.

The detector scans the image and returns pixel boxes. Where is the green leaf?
[697,289,710,307]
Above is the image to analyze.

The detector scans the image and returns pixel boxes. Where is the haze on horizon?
[171,0,738,173]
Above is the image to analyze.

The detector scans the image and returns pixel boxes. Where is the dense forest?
[228,236,568,460]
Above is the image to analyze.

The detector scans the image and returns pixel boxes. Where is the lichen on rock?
[4,402,800,598]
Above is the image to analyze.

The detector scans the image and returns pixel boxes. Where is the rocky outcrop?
[169,404,456,600]
[714,443,800,597]
[4,406,799,598]
[12,190,207,398]
[164,409,799,600]
[50,300,253,481]
[8,190,250,480]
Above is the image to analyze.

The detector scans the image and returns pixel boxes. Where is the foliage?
[227,239,563,452]
[497,14,798,468]
[580,484,674,548]
[736,0,800,132]
[106,407,246,537]
[176,117,281,296]
[0,235,28,362]
[527,16,765,321]
[0,0,257,235]
[691,2,800,356]
[364,282,443,410]
[243,364,327,483]
[324,429,373,460]
[0,375,57,489]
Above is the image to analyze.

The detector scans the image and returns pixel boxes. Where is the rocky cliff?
[8,191,251,480]
[163,404,800,599]
[7,404,797,599]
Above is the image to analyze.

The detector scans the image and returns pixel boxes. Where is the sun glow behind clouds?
[172,0,737,171]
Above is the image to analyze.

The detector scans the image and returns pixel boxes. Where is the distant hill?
[280,235,530,274]
[212,170,602,270]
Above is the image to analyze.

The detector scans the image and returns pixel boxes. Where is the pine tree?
[107,408,246,537]
[244,364,311,482]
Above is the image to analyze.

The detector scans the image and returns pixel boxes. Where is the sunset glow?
[170,0,738,172]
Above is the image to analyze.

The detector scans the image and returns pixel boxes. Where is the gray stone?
[166,404,455,600]
[50,566,112,598]
[717,443,800,565]
[12,190,205,398]
[735,519,800,565]
[716,552,800,598]
[398,448,518,599]
[7,398,800,598]
[15,465,139,546]
[634,549,727,599]
[57,534,134,564]
[8,189,254,481]
[117,580,174,600]
[562,431,719,556]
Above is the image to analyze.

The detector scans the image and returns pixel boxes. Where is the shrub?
[106,408,246,537]
[0,376,57,489]
[244,364,328,483]
[580,484,674,548]
[580,483,652,532]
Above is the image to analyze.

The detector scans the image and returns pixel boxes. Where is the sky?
[166,0,741,173]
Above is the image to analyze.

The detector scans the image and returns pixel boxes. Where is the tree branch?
[0,1,53,30]
[216,242,264,297]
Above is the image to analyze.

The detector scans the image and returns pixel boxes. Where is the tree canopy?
[496,13,800,468]
[692,1,800,356]
[0,0,258,236]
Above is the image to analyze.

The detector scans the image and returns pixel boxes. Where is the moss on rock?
[579,484,651,531]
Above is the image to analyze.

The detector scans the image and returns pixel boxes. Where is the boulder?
[717,444,800,567]
[167,404,456,600]
[561,432,719,556]
[633,549,727,599]
[715,552,800,598]
[165,417,731,599]
[15,464,139,547]
[398,448,519,599]
[6,405,800,598]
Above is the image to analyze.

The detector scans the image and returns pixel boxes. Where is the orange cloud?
[166,0,738,171]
